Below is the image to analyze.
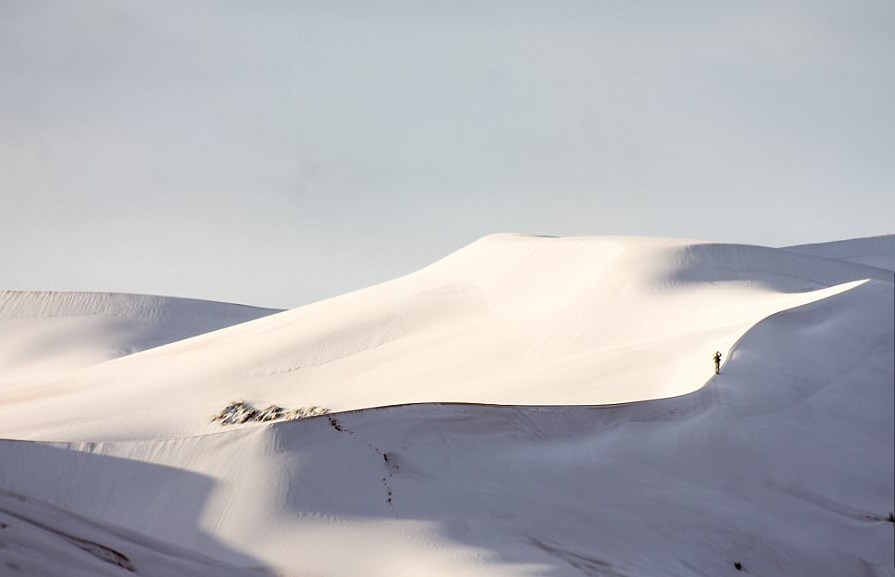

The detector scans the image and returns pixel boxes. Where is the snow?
[0,489,266,576]
[0,234,892,577]
[0,235,886,441]
[785,234,895,274]
[0,291,279,385]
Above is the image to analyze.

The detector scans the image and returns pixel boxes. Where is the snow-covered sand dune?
[0,235,892,576]
[0,235,887,441]
[785,234,895,273]
[0,290,279,385]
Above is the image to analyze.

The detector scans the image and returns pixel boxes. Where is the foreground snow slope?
[0,235,887,441]
[0,291,279,385]
[0,490,267,577]
[0,273,891,576]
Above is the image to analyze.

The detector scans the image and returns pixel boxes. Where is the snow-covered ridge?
[421,233,892,293]
[0,290,280,321]
[664,240,892,289]
[784,234,895,273]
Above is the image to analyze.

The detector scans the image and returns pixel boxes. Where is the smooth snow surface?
[1,235,892,577]
[0,291,279,385]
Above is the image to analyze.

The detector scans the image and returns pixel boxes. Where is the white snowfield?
[0,234,892,577]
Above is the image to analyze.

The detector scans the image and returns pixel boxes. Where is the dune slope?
[0,235,887,441]
[0,489,266,577]
[0,234,892,576]
[0,266,890,576]
[0,291,279,385]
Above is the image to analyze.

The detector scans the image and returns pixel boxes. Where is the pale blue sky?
[2,0,893,308]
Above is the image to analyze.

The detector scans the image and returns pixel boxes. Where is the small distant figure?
[713,351,722,374]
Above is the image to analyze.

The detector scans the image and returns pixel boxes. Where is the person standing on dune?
[713,351,722,374]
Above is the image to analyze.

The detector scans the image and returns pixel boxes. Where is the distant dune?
[785,234,895,273]
[0,235,891,577]
[0,290,280,385]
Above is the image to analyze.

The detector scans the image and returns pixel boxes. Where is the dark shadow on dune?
[266,280,893,577]
[662,243,891,293]
[529,537,630,577]
[0,440,273,575]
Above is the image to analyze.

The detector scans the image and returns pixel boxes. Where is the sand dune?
[785,234,895,273]
[0,235,892,576]
[0,235,886,441]
[0,290,279,385]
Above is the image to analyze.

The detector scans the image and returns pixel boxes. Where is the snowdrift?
[0,234,892,577]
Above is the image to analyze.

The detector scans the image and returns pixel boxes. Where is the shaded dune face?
[784,234,895,273]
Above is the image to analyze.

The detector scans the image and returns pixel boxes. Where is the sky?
[2,0,893,308]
